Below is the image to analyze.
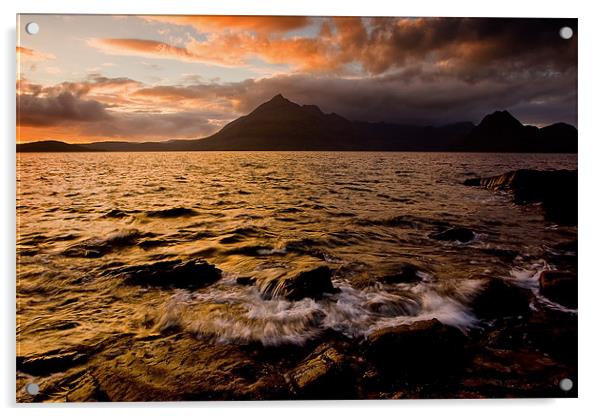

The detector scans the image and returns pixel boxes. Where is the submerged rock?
[429,227,475,243]
[380,264,422,284]
[365,319,466,377]
[539,271,577,308]
[146,207,198,219]
[119,259,222,289]
[260,265,338,301]
[464,169,577,225]
[471,278,531,319]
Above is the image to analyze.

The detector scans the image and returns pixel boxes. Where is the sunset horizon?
[17,15,577,144]
[17,14,577,403]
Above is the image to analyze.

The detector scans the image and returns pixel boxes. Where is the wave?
[508,260,577,314]
[62,229,154,258]
[151,277,479,347]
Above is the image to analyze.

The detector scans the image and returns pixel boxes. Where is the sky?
[16,15,577,143]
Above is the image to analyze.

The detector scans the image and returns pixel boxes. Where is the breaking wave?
[152,277,480,346]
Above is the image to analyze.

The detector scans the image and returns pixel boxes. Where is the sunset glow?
[17,15,577,143]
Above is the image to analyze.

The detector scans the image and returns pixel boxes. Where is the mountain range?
[17,94,577,153]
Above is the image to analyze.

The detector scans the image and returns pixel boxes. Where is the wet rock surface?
[365,319,466,378]
[464,169,577,225]
[379,264,423,284]
[539,271,577,308]
[287,344,351,398]
[471,278,532,319]
[429,227,475,243]
[259,265,338,301]
[17,308,578,401]
[116,259,222,289]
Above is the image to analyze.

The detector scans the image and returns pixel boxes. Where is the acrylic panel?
[16,14,577,402]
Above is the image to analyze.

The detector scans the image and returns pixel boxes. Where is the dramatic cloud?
[17,77,233,141]
[18,16,577,141]
[142,15,311,34]
[90,34,339,70]
[91,17,576,77]
[18,92,109,127]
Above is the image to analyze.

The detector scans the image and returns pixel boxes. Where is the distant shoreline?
[16,148,578,154]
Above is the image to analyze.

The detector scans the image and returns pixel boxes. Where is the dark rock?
[471,278,532,319]
[16,336,121,376]
[287,344,350,398]
[365,319,466,377]
[236,276,256,286]
[554,239,578,254]
[539,271,577,308]
[380,264,422,284]
[525,310,578,366]
[464,169,577,225]
[17,348,91,376]
[119,259,222,289]
[103,209,130,219]
[146,207,198,219]
[259,265,338,301]
[90,335,288,401]
[429,227,475,243]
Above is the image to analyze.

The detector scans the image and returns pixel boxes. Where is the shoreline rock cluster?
[464,169,577,225]
[18,255,577,401]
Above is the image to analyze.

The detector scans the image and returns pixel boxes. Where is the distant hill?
[458,110,577,153]
[17,95,577,153]
[16,140,96,152]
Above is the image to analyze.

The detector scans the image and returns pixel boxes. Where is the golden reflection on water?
[17,151,577,362]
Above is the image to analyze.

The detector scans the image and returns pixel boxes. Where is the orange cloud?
[142,15,310,34]
[92,32,341,72]
[16,46,55,61]
[89,38,200,62]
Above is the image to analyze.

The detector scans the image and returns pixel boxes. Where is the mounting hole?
[559,26,573,40]
[26,383,39,395]
[559,378,573,391]
[25,22,39,35]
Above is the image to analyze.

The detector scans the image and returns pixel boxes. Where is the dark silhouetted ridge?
[17,140,93,152]
[458,110,577,153]
[17,96,577,153]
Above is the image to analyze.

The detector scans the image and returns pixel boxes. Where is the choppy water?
[17,152,577,359]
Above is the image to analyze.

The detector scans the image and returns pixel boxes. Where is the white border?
[2,1,600,414]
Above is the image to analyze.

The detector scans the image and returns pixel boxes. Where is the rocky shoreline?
[17,168,578,402]
[464,169,577,225]
[17,261,577,401]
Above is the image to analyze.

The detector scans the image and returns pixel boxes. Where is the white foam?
[152,277,480,346]
[508,260,577,314]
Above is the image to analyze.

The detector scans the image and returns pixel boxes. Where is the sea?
[16,151,578,400]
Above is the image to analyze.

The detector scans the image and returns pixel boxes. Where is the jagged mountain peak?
[478,110,523,130]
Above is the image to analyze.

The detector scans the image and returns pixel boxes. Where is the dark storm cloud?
[358,17,577,75]
[18,17,578,141]
[17,78,226,139]
[17,91,110,127]
[236,68,577,126]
